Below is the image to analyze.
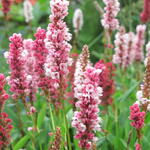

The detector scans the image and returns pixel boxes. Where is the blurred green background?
[0,0,145,70]
[1,0,150,150]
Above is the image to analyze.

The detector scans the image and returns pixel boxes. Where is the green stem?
[49,103,55,131]
[15,101,25,136]
[64,112,72,150]
[61,101,72,150]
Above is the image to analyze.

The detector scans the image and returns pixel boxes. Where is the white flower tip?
[4,51,9,59]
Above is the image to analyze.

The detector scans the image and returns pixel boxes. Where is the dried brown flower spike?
[142,57,150,99]
[49,127,61,150]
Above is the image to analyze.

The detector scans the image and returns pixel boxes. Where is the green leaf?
[37,103,46,129]
[117,81,140,102]
[13,135,30,150]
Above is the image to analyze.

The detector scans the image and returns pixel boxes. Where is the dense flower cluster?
[0,112,13,149]
[33,28,49,89]
[49,127,61,150]
[101,0,120,31]
[129,104,145,129]
[142,57,150,100]
[22,39,37,102]
[23,0,34,23]
[44,0,72,101]
[73,8,84,34]
[140,0,150,23]
[0,74,9,111]
[122,32,135,68]
[1,0,12,15]
[74,45,90,100]
[134,25,146,62]
[135,90,150,109]
[0,74,12,149]
[135,143,141,150]
[94,60,115,106]
[3,0,150,149]
[8,33,27,100]
[113,25,146,67]
[72,66,103,149]
[129,57,150,149]
[113,26,126,66]
[125,33,135,66]
[113,27,135,68]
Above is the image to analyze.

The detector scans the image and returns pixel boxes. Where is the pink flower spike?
[113,26,135,68]
[33,28,50,90]
[135,143,141,150]
[140,0,150,23]
[44,0,72,103]
[101,0,120,31]
[23,39,37,102]
[129,104,145,129]
[133,25,146,62]
[72,66,103,149]
[0,74,12,149]
[94,60,115,106]
[28,127,33,131]
[8,33,27,99]
[0,74,9,111]
[30,106,36,114]
[1,0,12,15]
[0,112,13,149]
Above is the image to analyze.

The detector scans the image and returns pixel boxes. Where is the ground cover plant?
[0,0,150,150]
